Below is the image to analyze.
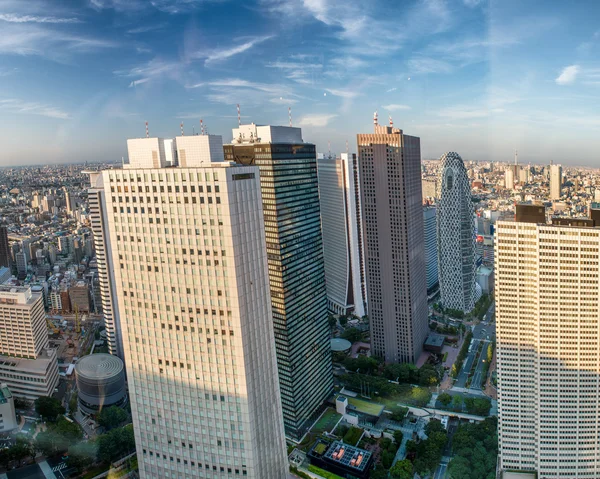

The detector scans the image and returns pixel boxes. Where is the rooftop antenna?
[288,106,292,127]
[373,110,378,127]
[389,115,393,128]
[237,104,241,127]
[346,140,349,153]
[145,121,149,138]
[180,122,184,136]
[328,140,331,159]
[200,119,204,136]
[515,149,518,165]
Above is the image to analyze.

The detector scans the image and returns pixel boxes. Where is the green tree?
[381,450,395,469]
[464,396,475,412]
[341,327,363,343]
[389,405,408,422]
[327,313,337,328]
[472,398,492,416]
[393,430,404,447]
[34,396,65,421]
[390,459,413,479]
[487,343,494,363]
[0,447,10,469]
[98,406,128,430]
[370,468,388,479]
[9,436,33,467]
[67,441,98,471]
[410,386,431,407]
[339,315,348,327]
[452,394,463,411]
[438,392,452,407]
[96,424,135,463]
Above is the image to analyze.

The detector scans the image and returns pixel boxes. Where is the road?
[454,302,496,389]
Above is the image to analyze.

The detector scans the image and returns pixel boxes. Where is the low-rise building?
[0,384,17,432]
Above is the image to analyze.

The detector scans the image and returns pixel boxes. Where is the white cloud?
[269,97,299,104]
[0,13,81,23]
[555,65,580,85]
[266,60,322,84]
[200,36,274,66]
[408,57,454,74]
[386,87,397,93]
[129,78,150,87]
[0,23,115,59]
[382,104,411,111]
[325,88,358,98]
[298,113,337,127]
[462,0,482,7]
[0,98,70,119]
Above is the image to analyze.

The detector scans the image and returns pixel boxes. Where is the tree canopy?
[35,396,65,421]
[98,406,128,431]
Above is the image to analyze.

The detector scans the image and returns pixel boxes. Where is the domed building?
[436,152,478,313]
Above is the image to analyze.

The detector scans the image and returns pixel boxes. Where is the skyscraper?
[436,152,477,313]
[88,173,123,358]
[0,226,10,270]
[550,164,563,200]
[94,136,287,478]
[317,152,366,317]
[504,168,515,190]
[357,123,428,363]
[224,123,333,439]
[496,205,600,478]
[423,206,438,291]
[0,285,59,399]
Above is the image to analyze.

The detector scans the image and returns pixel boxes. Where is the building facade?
[436,152,477,313]
[496,210,600,478]
[87,178,123,358]
[0,285,59,399]
[357,124,428,363]
[317,153,366,317]
[98,139,287,478]
[0,227,10,270]
[224,124,333,439]
[423,206,438,291]
[550,164,563,200]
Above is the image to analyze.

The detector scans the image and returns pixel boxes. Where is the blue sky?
[0,0,599,166]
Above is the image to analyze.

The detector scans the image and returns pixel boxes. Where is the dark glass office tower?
[0,227,11,269]
[225,124,333,439]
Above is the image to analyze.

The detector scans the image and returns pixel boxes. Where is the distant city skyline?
[1,0,600,166]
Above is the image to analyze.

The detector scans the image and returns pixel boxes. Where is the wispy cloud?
[325,88,359,98]
[127,23,167,34]
[269,97,299,104]
[0,98,70,119]
[0,67,18,77]
[129,78,151,87]
[199,36,274,66]
[386,87,397,93]
[408,57,454,74]
[382,104,411,111]
[0,23,115,59]
[90,0,211,14]
[266,60,322,84]
[0,13,81,23]
[556,65,580,85]
[298,113,337,127]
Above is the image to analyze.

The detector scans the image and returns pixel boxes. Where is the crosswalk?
[52,463,68,472]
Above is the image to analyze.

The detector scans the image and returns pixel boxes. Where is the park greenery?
[0,436,35,469]
[98,406,129,431]
[448,417,498,479]
[36,417,83,456]
[433,294,492,322]
[406,419,448,475]
[341,327,364,343]
[34,396,65,421]
[66,424,136,471]
[390,458,413,479]
[451,331,473,378]
[342,426,363,446]
[339,373,432,407]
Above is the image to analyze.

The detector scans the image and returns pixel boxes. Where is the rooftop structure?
[308,439,374,479]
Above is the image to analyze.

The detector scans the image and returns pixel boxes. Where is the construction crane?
[46,316,59,335]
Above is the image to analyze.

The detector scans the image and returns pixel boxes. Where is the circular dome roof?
[75,353,124,380]
[330,338,352,352]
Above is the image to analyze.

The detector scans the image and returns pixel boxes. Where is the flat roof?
[425,334,445,347]
[0,352,56,374]
[324,441,372,472]
[341,395,384,417]
[330,338,352,352]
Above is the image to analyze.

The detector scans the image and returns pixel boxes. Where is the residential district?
[0,120,595,479]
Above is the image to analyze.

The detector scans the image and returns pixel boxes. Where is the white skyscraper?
[87,175,123,358]
[550,164,563,200]
[317,153,366,317]
[504,168,515,190]
[497,205,600,478]
[436,152,478,313]
[0,285,59,399]
[94,135,287,479]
